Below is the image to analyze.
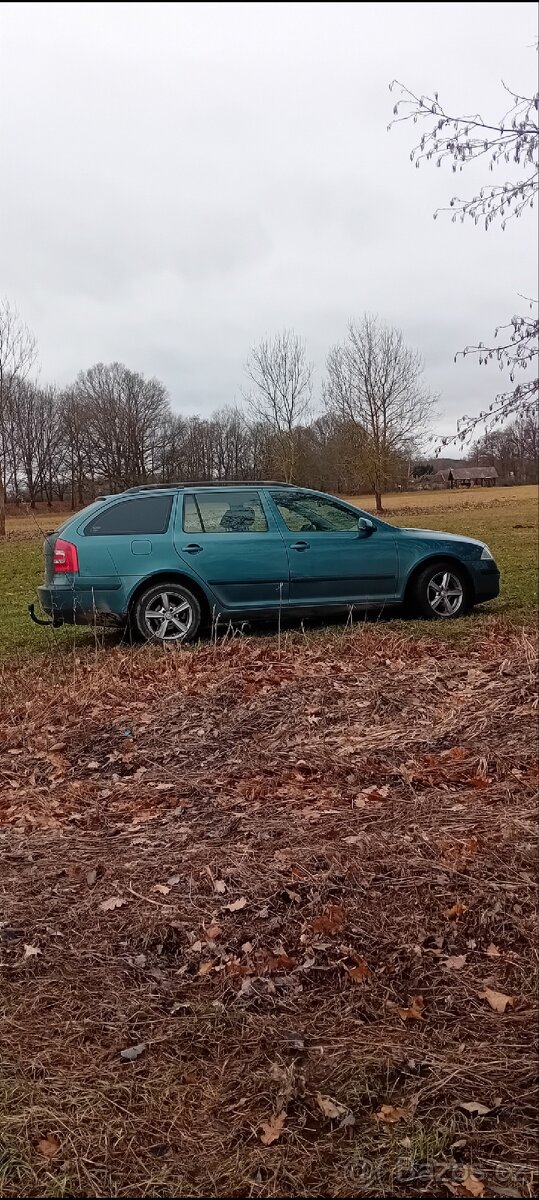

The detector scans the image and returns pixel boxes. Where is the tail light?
[53,538,79,574]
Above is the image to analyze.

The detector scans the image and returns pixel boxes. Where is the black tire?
[134,581,201,644]
[413,561,470,620]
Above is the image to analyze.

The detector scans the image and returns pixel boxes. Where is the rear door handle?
[182,543,203,554]
[290,540,310,551]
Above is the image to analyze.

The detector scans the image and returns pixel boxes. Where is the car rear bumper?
[36,584,125,626]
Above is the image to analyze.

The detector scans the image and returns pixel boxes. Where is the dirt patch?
[0,625,537,1197]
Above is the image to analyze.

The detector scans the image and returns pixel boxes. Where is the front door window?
[271,491,359,533]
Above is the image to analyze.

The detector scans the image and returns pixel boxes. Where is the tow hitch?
[28,602,62,628]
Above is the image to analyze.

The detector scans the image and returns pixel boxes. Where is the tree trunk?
[0,469,5,537]
[375,489,383,513]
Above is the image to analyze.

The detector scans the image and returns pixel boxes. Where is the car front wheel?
[413,562,469,620]
[134,582,201,644]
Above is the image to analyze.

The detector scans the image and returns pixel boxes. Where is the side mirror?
[358,517,375,535]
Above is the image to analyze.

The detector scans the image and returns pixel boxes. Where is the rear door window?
[183,491,268,533]
[84,495,173,536]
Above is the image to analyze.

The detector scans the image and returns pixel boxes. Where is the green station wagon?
[31,482,500,642]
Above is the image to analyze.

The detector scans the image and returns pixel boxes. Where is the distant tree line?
[0,307,439,529]
[0,299,536,538]
[1,367,417,508]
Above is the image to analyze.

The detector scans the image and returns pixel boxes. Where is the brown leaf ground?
[0,623,538,1198]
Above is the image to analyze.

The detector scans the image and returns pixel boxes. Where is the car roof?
[119,481,295,494]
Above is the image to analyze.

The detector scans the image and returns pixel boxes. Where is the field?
[0,487,537,1199]
[0,485,537,658]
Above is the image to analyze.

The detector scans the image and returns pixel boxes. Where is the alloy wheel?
[426,570,464,618]
[143,590,193,641]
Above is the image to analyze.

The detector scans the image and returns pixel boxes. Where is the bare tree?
[243,330,313,482]
[76,363,169,491]
[324,315,436,512]
[0,298,38,533]
[389,65,538,439]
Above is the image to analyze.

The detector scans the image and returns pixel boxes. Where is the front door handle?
[290,540,310,551]
[182,543,203,554]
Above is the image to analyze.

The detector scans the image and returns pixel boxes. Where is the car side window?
[271,492,359,533]
[183,491,268,534]
[84,495,173,535]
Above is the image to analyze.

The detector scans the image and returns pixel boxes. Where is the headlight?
[480,545,494,560]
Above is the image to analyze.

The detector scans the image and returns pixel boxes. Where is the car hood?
[398,526,484,549]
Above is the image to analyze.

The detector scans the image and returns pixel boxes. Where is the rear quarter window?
[84,495,173,536]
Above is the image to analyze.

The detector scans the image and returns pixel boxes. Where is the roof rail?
[122,480,295,493]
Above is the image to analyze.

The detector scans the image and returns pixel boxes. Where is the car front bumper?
[471,560,500,603]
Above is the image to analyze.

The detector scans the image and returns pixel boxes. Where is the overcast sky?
[1,1,537,436]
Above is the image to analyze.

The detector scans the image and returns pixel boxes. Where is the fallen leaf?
[478,987,514,1014]
[311,904,345,935]
[206,923,222,940]
[167,874,181,886]
[458,1101,492,1116]
[120,1042,146,1061]
[485,942,501,958]
[153,884,170,896]
[358,784,390,802]
[398,995,424,1021]
[214,878,227,894]
[87,760,100,770]
[99,896,126,912]
[442,746,468,761]
[23,944,41,958]
[470,775,490,790]
[262,952,297,972]
[36,1134,60,1158]
[445,901,468,919]
[86,868,97,886]
[444,954,467,970]
[259,1111,286,1145]
[347,960,370,981]
[198,961,214,975]
[190,939,203,953]
[375,1104,408,1123]
[154,783,174,791]
[316,1092,349,1120]
[226,897,247,912]
[241,941,253,954]
[461,1166,485,1197]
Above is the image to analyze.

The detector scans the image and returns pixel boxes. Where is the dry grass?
[0,624,537,1197]
[346,483,539,514]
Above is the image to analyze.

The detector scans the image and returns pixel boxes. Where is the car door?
[268,489,398,605]
[172,489,290,611]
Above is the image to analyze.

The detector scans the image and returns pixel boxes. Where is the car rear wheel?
[134,583,201,644]
[413,562,469,620]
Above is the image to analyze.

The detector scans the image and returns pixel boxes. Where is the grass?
[0,485,537,658]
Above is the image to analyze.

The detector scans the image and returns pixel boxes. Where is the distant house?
[430,466,498,489]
